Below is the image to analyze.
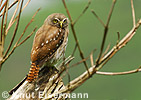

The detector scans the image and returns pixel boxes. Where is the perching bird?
[27,13,69,83]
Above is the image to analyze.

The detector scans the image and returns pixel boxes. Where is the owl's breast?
[30,25,67,66]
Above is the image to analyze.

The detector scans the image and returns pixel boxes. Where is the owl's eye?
[63,19,67,23]
[53,19,59,23]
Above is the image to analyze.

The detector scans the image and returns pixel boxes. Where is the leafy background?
[0,0,141,100]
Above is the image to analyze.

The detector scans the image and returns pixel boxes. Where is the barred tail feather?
[34,67,40,79]
[27,63,39,83]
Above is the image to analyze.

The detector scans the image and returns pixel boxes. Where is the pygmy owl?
[27,13,69,83]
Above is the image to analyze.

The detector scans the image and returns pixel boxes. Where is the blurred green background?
[0,0,141,100]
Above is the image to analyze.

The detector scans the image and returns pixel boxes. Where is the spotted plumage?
[27,13,69,83]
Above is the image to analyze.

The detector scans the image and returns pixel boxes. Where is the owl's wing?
[31,25,65,63]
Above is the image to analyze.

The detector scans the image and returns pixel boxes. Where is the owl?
[27,13,69,83]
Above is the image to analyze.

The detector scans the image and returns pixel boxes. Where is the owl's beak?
[59,21,63,28]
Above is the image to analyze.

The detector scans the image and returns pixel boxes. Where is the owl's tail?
[27,63,40,83]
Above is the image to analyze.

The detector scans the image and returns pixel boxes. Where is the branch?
[5,0,20,36]
[91,9,105,27]
[3,0,24,58]
[2,27,37,64]
[100,19,141,66]
[131,0,135,27]
[0,0,19,17]
[0,6,40,69]
[73,0,91,25]
[96,0,116,66]
[52,18,141,96]
[62,0,91,76]
[96,66,141,75]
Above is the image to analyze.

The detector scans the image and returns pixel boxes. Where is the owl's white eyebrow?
[62,18,68,22]
[54,18,60,21]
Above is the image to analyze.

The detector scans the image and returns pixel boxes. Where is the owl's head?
[45,13,69,29]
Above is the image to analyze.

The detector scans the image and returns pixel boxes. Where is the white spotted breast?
[31,25,65,63]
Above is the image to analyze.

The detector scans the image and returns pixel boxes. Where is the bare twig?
[101,19,141,66]
[0,0,19,17]
[116,32,120,45]
[96,0,116,66]
[0,0,3,7]
[0,0,8,67]
[71,43,77,56]
[2,8,40,64]
[8,0,18,10]
[0,0,7,42]
[0,0,7,13]
[6,0,20,35]
[69,56,89,68]
[2,27,37,64]
[96,66,141,75]
[3,0,9,36]
[62,0,72,23]
[1,7,40,66]
[3,0,24,58]
[16,27,37,47]
[91,9,105,27]
[131,0,136,27]
[62,0,90,76]
[73,0,91,25]
[101,44,110,58]
[90,49,96,67]
[16,8,40,46]
[21,0,31,12]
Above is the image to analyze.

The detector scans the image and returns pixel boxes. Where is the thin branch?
[66,65,71,87]
[3,0,24,58]
[0,0,7,13]
[21,0,31,12]
[2,27,37,64]
[6,0,31,35]
[16,8,40,46]
[90,49,96,67]
[96,0,116,66]
[71,43,77,56]
[1,2,40,66]
[3,0,9,36]
[91,9,105,27]
[101,43,110,58]
[101,19,141,66]
[62,0,90,76]
[17,27,37,47]
[0,0,7,42]
[96,67,141,75]
[73,0,91,25]
[0,0,19,17]
[8,0,18,10]
[106,0,116,27]
[69,56,89,68]
[0,0,8,63]
[0,0,3,7]
[6,0,20,35]
[62,0,72,23]
[116,32,120,45]
[131,0,136,27]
